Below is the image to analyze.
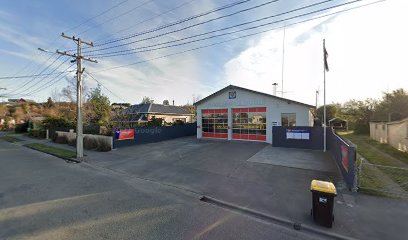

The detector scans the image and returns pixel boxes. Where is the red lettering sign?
[118,129,134,140]
[341,144,349,172]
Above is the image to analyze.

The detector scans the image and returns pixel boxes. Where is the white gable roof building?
[194,85,314,144]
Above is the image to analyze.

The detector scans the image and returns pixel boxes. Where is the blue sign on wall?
[286,129,310,140]
[228,91,236,99]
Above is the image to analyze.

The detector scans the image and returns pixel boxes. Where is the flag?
[323,39,329,72]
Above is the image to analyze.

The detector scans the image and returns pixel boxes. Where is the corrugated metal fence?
[113,123,197,148]
[327,129,357,190]
[272,126,324,150]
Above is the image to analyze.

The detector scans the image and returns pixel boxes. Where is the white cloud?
[221,0,408,106]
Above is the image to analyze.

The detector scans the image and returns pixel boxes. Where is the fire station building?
[194,85,314,144]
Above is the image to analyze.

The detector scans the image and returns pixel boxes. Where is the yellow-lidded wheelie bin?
[310,180,337,228]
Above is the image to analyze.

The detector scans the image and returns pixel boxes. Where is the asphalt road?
[0,138,323,240]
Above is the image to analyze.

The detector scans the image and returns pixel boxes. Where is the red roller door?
[202,109,228,139]
[232,107,266,142]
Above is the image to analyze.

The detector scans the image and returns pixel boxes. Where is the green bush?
[43,116,75,128]
[353,122,370,134]
[172,120,185,126]
[29,129,46,138]
[15,122,29,133]
[96,141,112,152]
[83,136,98,150]
[54,135,68,144]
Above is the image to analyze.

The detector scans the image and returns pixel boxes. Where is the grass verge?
[341,132,408,196]
[0,135,24,143]
[25,143,77,160]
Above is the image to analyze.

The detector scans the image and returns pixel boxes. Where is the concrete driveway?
[1,135,325,240]
[86,137,341,228]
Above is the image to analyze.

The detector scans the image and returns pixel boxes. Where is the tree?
[373,89,408,121]
[163,99,169,105]
[87,84,111,127]
[141,96,153,104]
[147,116,163,126]
[316,103,341,123]
[192,94,202,104]
[342,99,377,134]
[61,76,88,102]
[45,97,54,108]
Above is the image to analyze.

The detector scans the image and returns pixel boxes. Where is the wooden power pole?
[57,33,97,159]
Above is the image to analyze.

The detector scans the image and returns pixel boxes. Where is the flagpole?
[323,39,327,152]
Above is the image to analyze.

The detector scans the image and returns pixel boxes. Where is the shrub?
[96,141,112,152]
[54,134,68,144]
[83,136,98,150]
[67,137,76,146]
[43,116,75,128]
[29,129,46,138]
[172,120,185,126]
[15,122,29,133]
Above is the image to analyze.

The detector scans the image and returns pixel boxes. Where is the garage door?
[202,109,228,139]
[232,107,266,141]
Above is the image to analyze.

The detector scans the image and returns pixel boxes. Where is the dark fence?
[113,123,197,148]
[327,128,357,190]
[272,126,324,150]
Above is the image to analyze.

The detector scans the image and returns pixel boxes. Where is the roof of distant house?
[7,98,34,103]
[126,103,193,115]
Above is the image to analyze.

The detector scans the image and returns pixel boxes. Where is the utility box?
[310,180,337,228]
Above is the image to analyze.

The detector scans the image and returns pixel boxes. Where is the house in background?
[111,103,130,110]
[7,98,34,105]
[329,118,348,131]
[369,118,408,152]
[124,103,194,124]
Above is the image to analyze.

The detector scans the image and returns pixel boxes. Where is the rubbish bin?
[310,180,336,228]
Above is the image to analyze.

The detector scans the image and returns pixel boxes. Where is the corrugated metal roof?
[126,103,193,115]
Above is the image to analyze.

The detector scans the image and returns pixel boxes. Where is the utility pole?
[281,23,286,98]
[56,33,97,159]
[323,39,328,153]
[315,90,319,109]
[272,83,278,96]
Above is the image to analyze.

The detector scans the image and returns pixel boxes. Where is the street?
[0,138,323,240]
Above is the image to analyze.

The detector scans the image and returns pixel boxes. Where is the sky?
[0,0,407,106]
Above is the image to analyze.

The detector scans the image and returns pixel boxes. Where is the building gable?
[195,85,313,110]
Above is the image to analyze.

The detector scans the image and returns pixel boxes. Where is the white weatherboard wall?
[196,87,313,144]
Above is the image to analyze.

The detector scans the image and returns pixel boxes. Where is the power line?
[89,0,384,73]
[10,57,71,96]
[65,0,130,34]
[75,0,253,53]
[1,0,130,87]
[83,0,273,54]
[84,70,127,103]
[0,70,75,80]
[93,0,197,43]
[3,55,64,95]
[88,0,342,58]
[77,0,155,35]
[22,64,76,97]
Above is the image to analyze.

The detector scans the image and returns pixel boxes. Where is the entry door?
[232,107,267,141]
[202,109,228,139]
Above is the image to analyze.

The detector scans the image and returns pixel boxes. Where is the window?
[173,118,186,123]
[202,109,228,138]
[382,124,385,131]
[232,107,266,141]
[281,113,296,127]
